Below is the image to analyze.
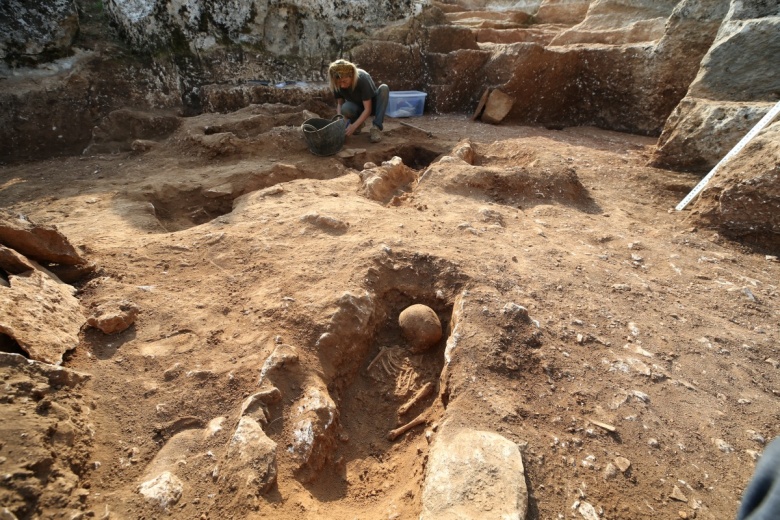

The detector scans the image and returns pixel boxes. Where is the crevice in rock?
[0,333,27,358]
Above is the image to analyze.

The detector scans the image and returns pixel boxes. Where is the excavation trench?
[299,253,466,508]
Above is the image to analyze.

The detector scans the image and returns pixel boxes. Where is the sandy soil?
[1,109,778,520]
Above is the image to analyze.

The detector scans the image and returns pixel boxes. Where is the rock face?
[649,3,780,248]
[104,0,422,76]
[688,125,780,253]
[0,0,79,66]
[652,4,780,171]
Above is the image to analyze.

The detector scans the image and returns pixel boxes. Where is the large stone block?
[481,89,514,124]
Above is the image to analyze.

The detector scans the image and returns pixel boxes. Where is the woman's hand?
[345,122,358,137]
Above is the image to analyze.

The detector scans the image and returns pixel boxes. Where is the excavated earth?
[1,104,779,520]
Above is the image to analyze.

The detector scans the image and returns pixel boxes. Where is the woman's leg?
[340,100,362,123]
[371,84,390,131]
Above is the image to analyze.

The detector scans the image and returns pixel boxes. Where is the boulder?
[138,472,183,509]
[288,380,338,482]
[223,417,278,494]
[480,89,514,124]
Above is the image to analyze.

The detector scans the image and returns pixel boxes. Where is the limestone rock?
[223,416,278,494]
[0,245,36,274]
[536,0,590,25]
[670,485,688,502]
[259,344,299,384]
[0,211,86,266]
[0,270,84,365]
[105,0,420,67]
[0,353,92,519]
[0,0,79,65]
[578,501,600,520]
[240,387,282,426]
[399,304,443,353]
[688,125,780,252]
[652,99,776,172]
[652,8,779,171]
[86,300,140,334]
[316,291,376,374]
[551,0,678,45]
[138,471,184,509]
[289,380,338,482]
[614,456,631,473]
[481,89,514,124]
[420,426,528,520]
[451,140,476,164]
[358,156,418,204]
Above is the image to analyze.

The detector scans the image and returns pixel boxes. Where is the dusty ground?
[1,108,779,520]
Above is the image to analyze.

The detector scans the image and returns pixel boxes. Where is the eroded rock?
[289,380,338,482]
[0,0,79,65]
[688,125,780,253]
[0,211,85,266]
[0,270,84,365]
[138,471,184,509]
[652,7,779,170]
[223,416,278,495]
[358,156,418,204]
[86,299,140,334]
[0,353,92,520]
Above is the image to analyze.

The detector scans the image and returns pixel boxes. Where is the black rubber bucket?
[302,115,346,156]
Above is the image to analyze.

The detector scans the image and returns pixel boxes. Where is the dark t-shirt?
[334,69,378,107]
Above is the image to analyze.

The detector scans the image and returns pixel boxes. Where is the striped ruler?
[676,99,780,211]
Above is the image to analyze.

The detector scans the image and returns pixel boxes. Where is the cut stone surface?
[421,426,528,520]
[480,89,515,124]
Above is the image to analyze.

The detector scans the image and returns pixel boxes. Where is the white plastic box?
[387,91,427,118]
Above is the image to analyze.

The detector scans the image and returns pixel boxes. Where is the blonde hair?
[328,59,359,92]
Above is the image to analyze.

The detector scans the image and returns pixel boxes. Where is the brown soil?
[1,110,778,520]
